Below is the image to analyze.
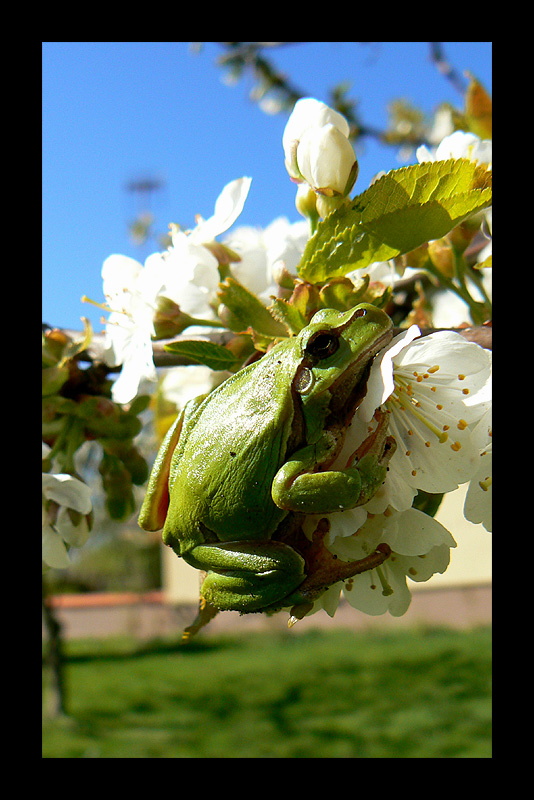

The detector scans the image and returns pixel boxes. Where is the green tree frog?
[139,303,396,628]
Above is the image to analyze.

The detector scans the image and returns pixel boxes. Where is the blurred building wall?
[161,483,491,603]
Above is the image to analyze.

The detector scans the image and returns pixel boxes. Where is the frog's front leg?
[183,540,306,613]
[272,411,396,514]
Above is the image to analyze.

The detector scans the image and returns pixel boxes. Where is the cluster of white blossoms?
[280,103,492,622]
[100,178,308,405]
[300,324,491,619]
[42,444,93,569]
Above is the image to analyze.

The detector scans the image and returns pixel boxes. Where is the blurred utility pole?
[125,175,167,256]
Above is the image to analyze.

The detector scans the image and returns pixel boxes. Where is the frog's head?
[293,303,393,421]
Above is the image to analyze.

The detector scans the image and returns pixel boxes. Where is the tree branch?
[64,323,491,373]
[428,42,468,96]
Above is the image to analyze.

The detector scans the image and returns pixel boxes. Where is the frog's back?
[168,353,297,545]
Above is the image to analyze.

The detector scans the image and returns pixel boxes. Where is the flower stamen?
[391,377,449,443]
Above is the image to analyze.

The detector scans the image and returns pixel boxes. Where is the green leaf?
[217,277,288,337]
[298,159,492,283]
[267,298,307,334]
[163,340,239,371]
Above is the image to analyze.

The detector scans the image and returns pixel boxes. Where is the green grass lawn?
[42,626,491,758]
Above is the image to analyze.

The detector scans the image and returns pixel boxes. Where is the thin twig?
[428,42,468,95]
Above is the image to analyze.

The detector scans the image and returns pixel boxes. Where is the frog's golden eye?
[306,332,339,361]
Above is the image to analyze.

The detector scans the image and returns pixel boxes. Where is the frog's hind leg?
[186,541,306,613]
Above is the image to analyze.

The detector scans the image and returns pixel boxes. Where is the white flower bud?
[296,123,358,196]
[283,98,351,181]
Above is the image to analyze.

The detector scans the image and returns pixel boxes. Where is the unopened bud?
[153,296,197,339]
[283,98,351,184]
[297,123,358,196]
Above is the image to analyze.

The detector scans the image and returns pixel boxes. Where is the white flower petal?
[192,177,252,243]
[397,542,453,583]
[464,452,492,531]
[416,144,434,162]
[384,508,456,555]
[344,563,412,617]
[110,329,157,404]
[358,326,421,421]
[325,506,368,545]
[464,411,492,532]
[364,468,417,514]
[327,512,389,562]
[311,583,343,618]
[42,473,93,514]
[102,254,143,309]
[297,124,356,194]
[161,242,219,318]
[56,506,91,548]
[42,524,70,568]
[417,130,492,167]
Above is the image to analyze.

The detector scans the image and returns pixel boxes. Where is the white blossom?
[283,98,358,201]
[153,177,252,321]
[352,327,492,507]
[283,98,350,180]
[299,325,491,620]
[100,179,251,403]
[464,406,492,532]
[42,472,93,569]
[101,253,162,404]
[303,507,456,618]
[223,217,309,302]
[416,130,492,167]
[158,365,227,411]
[296,123,357,196]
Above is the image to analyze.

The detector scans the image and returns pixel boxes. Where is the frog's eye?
[306,332,339,361]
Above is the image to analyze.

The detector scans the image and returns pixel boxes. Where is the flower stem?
[423,257,486,324]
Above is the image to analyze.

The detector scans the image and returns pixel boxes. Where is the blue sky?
[42,42,492,332]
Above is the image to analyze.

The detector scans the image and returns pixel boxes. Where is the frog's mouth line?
[358,327,393,368]
[328,327,393,421]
